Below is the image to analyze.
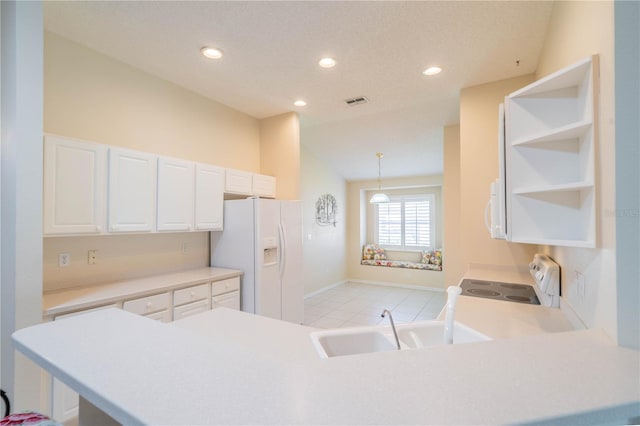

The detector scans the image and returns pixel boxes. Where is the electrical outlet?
[88,250,97,265]
[58,253,71,267]
[181,242,189,255]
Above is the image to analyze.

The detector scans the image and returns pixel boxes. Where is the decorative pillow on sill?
[362,244,387,261]
[421,248,443,266]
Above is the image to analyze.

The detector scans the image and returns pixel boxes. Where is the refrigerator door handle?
[278,223,286,280]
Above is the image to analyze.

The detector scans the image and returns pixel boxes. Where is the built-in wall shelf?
[505,55,598,248]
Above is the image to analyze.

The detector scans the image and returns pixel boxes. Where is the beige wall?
[44,32,261,170]
[535,1,617,340]
[43,233,209,291]
[260,112,301,200]
[443,125,464,286]
[43,32,263,290]
[300,146,347,295]
[459,75,537,274]
[346,176,445,290]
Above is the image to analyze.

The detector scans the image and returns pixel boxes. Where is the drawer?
[212,291,240,311]
[211,277,240,296]
[123,292,170,315]
[144,309,172,323]
[173,283,210,307]
[173,299,210,320]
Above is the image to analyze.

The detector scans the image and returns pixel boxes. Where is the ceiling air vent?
[344,96,369,106]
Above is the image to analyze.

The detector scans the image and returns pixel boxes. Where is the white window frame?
[374,194,436,251]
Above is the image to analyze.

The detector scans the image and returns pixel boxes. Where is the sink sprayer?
[380,309,401,350]
[443,286,462,344]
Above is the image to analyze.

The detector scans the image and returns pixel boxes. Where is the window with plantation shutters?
[375,195,434,250]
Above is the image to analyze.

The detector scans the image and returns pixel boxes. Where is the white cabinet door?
[157,157,195,231]
[43,135,106,235]
[252,174,276,198]
[225,169,252,195]
[195,163,224,230]
[108,148,157,233]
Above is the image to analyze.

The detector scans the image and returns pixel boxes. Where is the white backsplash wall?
[43,232,209,291]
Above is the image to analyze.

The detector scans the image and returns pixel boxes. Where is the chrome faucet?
[381,309,401,350]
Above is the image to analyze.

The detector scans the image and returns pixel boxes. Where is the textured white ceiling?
[44,1,553,181]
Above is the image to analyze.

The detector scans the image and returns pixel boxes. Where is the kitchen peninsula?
[12,308,640,425]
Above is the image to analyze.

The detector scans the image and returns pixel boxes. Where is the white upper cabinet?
[43,135,107,235]
[252,174,276,198]
[224,169,277,198]
[224,169,253,195]
[157,157,195,231]
[194,163,225,231]
[108,148,157,233]
[505,55,598,248]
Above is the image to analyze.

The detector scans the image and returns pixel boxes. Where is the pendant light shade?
[370,152,390,204]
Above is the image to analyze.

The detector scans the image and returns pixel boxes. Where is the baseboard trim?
[304,280,348,299]
[346,279,445,293]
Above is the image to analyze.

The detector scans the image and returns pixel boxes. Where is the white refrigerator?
[210,198,304,324]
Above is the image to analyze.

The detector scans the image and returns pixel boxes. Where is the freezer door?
[280,200,304,324]
[254,199,282,320]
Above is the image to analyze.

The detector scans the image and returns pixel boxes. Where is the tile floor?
[304,281,447,329]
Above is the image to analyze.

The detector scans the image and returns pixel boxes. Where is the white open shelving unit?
[505,55,598,247]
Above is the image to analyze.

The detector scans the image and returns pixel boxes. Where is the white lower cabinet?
[173,283,211,320]
[211,277,240,310]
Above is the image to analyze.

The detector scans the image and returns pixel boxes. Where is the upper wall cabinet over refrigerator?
[505,55,598,248]
[43,135,107,235]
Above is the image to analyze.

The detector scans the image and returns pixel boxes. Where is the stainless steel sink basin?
[309,321,491,358]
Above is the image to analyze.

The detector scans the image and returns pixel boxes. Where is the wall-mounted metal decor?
[316,194,337,227]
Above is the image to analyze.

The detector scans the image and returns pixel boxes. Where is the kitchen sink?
[310,328,397,358]
[397,321,491,349]
[309,321,491,358]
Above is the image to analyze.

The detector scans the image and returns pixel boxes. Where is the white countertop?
[435,266,579,340]
[13,308,640,425]
[43,267,242,318]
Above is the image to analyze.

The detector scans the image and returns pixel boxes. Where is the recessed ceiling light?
[318,57,336,68]
[422,66,442,76]
[294,100,307,107]
[201,47,223,59]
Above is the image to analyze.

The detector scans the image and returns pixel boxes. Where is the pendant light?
[370,152,390,204]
